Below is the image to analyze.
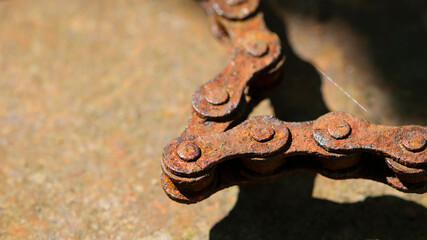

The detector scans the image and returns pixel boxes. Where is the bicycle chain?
[161,0,427,204]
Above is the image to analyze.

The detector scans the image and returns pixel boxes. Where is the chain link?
[161,0,427,204]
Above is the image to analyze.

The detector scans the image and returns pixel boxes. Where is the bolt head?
[250,124,275,142]
[245,39,269,57]
[205,87,229,105]
[177,141,201,162]
[225,0,247,5]
[401,132,426,152]
[328,120,351,139]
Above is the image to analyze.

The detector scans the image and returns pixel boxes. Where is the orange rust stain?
[111,146,126,159]
[153,200,167,215]
[103,132,129,168]
[123,192,136,202]
[31,219,47,230]
[7,224,27,238]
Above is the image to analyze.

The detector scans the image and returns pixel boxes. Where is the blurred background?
[0,0,426,239]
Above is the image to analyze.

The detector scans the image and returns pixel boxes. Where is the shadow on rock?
[272,0,427,124]
[210,173,427,240]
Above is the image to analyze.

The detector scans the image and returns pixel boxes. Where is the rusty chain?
[161,0,427,204]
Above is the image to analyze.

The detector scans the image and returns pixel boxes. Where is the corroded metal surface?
[161,0,427,204]
[163,113,427,203]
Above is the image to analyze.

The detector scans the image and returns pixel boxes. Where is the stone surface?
[0,0,425,239]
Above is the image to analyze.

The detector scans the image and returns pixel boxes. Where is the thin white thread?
[316,67,380,123]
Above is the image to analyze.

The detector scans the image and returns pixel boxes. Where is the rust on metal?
[205,86,230,105]
[161,0,427,204]
[212,0,259,20]
[176,141,202,162]
[250,124,275,142]
[245,39,269,57]
[327,119,351,140]
[225,0,247,6]
[401,132,427,152]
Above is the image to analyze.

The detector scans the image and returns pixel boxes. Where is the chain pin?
[225,0,247,5]
[250,124,275,142]
[177,142,201,162]
[245,39,269,57]
[401,132,426,152]
[205,87,229,105]
[328,120,351,139]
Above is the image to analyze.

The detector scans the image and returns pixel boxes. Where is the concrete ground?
[0,0,426,239]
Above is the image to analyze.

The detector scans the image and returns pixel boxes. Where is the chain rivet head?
[205,87,229,105]
[250,125,275,142]
[225,0,247,5]
[401,132,426,152]
[245,39,269,57]
[177,142,201,162]
[328,120,351,139]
